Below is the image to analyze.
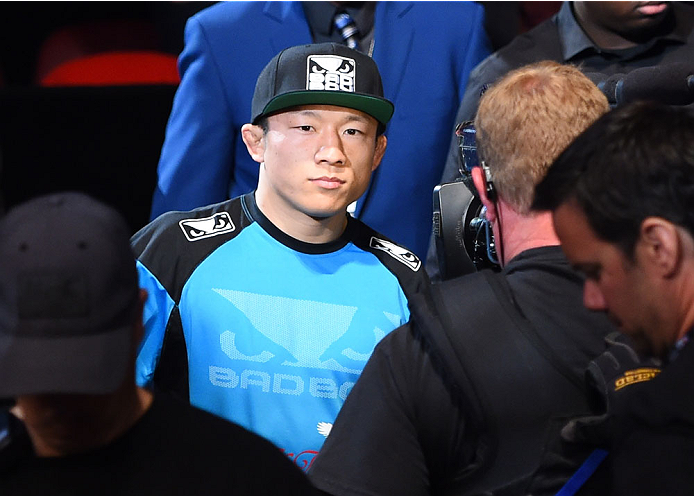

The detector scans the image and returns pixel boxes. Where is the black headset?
[481,160,496,201]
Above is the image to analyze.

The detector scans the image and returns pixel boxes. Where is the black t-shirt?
[0,395,318,495]
[310,246,616,496]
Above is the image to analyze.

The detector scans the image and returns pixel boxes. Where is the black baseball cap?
[251,42,394,126]
[0,192,139,398]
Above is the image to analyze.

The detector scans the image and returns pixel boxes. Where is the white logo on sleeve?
[307,55,355,92]
[370,237,421,271]
[179,212,235,241]
[317,422,333,438]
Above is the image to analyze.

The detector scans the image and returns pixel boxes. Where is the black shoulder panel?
[131,195,255,402]
[131,196,253,302]
[347,217,430,300]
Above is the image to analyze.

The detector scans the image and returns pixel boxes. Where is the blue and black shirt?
[132,192,427,469]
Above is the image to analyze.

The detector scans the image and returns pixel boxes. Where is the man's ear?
[371,134,387,172]
[241,123,266,164]
[639,217,681,278]
[471,166,497,223]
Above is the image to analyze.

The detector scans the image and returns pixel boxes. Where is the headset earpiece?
[481,161,496,201]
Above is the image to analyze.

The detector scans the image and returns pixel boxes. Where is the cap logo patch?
[179,212,235,242]
[369,237,421,272]
[307,55,355,92]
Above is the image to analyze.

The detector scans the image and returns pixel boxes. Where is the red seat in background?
[40,51,179,86]
[34,19,179,86]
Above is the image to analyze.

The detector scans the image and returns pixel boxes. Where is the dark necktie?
[333,11,360,51]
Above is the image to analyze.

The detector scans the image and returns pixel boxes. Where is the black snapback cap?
[0,192,139,398]
[251,42,394,126]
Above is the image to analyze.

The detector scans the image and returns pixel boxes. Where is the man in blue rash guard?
[131,42,428,471]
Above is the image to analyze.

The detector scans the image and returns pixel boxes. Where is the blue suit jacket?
[151,1,490,259]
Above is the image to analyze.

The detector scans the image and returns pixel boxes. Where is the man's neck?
[15,386,153,457]
[255,189,349,244]
[498,204,560,265]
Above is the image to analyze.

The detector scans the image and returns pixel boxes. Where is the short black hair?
[533,101,694,258]
[257,116,269,135]
[255,114,386,137]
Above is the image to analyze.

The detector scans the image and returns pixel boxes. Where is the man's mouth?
[311,177,346,190]
[636,2,669,16]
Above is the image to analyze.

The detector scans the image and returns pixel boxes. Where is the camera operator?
[529,101,694,495]
[429,1,694,280]
[309,61,617,496]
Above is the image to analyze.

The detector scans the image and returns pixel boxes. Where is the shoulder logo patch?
[179,212,235,241]
[614,367,661,391]
[369,237,421,272]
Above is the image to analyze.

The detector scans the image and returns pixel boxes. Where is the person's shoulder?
[192,1,302,32]
[437,269,496,299]
[414,270,505,330]
[144,395,318,494]
[152,394,267,442]
[133,198,243,245]
[470,14,562,81]
[347,219,428,291]
[147,395,302,464]
[402,1,484,18]
[380,1,485,38]
[132,197,246,263]
[348,219,421,270]
[192,1,269,26]
[373,320,419,356]
[0,411,33,476]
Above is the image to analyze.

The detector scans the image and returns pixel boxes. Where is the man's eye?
[344,128,362,136]
[297,125,313,132]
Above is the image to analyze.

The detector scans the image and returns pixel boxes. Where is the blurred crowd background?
[0,1,559,232]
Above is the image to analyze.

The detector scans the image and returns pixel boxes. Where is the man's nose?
[315,129,346,165]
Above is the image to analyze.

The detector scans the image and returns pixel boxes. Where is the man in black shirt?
[309,62,616,496]
[531,101,694,496]
[0,192,317,495]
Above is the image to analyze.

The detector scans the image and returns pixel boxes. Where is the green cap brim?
[261,91,394,125]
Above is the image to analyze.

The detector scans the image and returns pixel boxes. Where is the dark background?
[0,2,215,232]
[0,1,558,233]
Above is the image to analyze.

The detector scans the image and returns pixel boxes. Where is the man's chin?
[308,209,342,220]
[305,201,354,220]
[621,4,673,42]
